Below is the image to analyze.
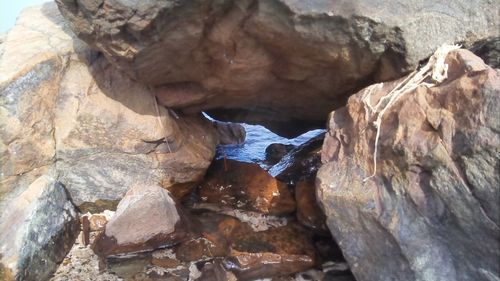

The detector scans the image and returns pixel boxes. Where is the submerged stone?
[197,160,296,215]
[225,223,317,280]
[175,211,252,262]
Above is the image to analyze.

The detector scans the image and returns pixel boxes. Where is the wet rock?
[92,184,191,257]
[152,257,181,269]
[226,223,317,279]
[213,121,246,145]
[197,159,296,215]
[106,253,151,280]
[317,49,500,281]
[175,211,252,261]
[269,133,324,184]
[224,252,314,281]
[199,259,236,281]
[295,180,328,232]
[0,175,79,281]
[265,143,296,165]
[56,0,497,136]
[231,223,316,258]
[0,3,218,212]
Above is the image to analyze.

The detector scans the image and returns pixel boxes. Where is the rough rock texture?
[197,159,296,215]
[317,49,500,281]
[55,0,498,136]
[470,37,500,69]
[212,120,246,145]
[295,180,327,232]
[92,184,191,257]
[0,176,79,281]
[0,3,218,212]
[174,211,252,262]
[224,223,317,280]
[269,133,324,184]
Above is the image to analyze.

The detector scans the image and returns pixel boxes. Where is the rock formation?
[197,159,296,215]
[0,3,221,213]
[0,176,79,281]
[317,49,500,281]
[1,1,499,281]
[92,184,191,256]
[55,0,498,136]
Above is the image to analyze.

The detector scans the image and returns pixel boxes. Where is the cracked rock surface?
[55,0,498,136]
[0,175,79,281]
[317,49,500,281]
[0,3,220,212]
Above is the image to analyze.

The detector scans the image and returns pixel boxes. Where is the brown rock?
[175,211,252,261]
[81,215,90,246]
[92,184,191,257]
[225,223,317,279]
[197,160,296,215]
[317,49,500,281]
[151,257,181,269]
[231,223,316,257]
[224,252,314,281]
[269,133,324,184]
[88,214,109,232]
[295,180,327,232]
[56,0,497,136]
[213,121,246,145]
[0,3,219,213]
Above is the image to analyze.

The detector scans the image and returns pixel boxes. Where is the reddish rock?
[224,252,314,281]
[92,184,192,257]
[175,212,252,262]
[231,223,316,257]
[81,215,90,246]
[56,0,497,137]
[295,180,328,232]
[317,49,500,281]
[225,223,317,279]
[197,160,295,215]
[151,257,181,269]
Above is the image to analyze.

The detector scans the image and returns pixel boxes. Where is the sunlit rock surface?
[55,0,498,136]
[317,49,500,281]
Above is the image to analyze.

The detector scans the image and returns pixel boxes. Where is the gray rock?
[0,176,79,281]
[317,49,500,281]
[55,0,498,136]
[470,37,500,68]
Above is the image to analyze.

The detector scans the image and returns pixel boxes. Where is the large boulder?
[55,0,497,136]
[317,49,500,280]
[0,176,79,281]
[0,3,219,212]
